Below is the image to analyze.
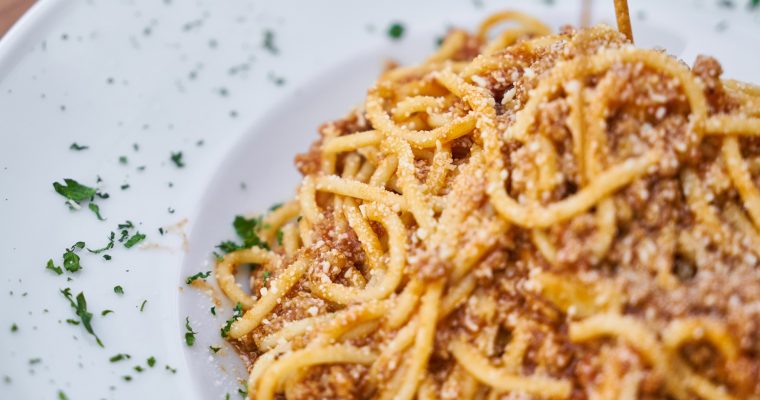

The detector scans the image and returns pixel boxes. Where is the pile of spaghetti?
[214,11,760,400]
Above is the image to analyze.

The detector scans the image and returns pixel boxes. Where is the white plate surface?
[0,0,758,399]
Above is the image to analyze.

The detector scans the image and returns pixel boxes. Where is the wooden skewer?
[613,0,634,42]
[581,0,593,28]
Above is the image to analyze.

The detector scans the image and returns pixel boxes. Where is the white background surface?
[0,0,758,399]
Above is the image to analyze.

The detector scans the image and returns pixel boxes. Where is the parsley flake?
[61,288,103,347]
[170,151,185,168]
[263,30,278,54]
[101,309,114,316]
[221,302,243,337]
[10,323,18,332]
[69,143,88,151]
[58,391,69,400]
[209,345,221,353]
[63,241,86,273]
[147,356,156,367]
[184,317,197,346]
[186,271,211,284]
[114,286,124,295]
[88,203,105,220]
[124,232,146,248]
[210,306,216,316]
[46,259,63,275]
[140,299,147,312]
[387,22,405,40]
[87,232,115,254]
[109,353,131,362]
[53,178,96,204]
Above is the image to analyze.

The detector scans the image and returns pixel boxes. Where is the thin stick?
[613,0,633,42]
[581,0,593,28]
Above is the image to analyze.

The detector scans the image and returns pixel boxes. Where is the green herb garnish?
[53,178,96,205]
[209,345,221,353]
[220,302,243,337]
[109,353,131,362]
[58,391,69,400]
[387,22,405,40]
[263,30,278,54]
[69,143,88,151]
[88,203,105,220]
[10,323,18,332]
[114,286,124,295]
[170,151,185,168]
[140,300,147,312]
[124,232,146,248]
[87,232,115,254]
[186,271,211,284]
[101,309,114,316]
[46,259,63,275]
[61,288,103,347]
[147,356,156,367]
[184,317,196,346]
[63,241,86,273]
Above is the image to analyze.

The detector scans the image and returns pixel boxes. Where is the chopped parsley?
[134,365,144,373]
[209,345,221,353]
[387,22,405,40]
[262,271,271,285]
[66,319,80,325]
[53,178,96,205]
[215,215,269,257]
[53,178,107,218]
[124,232,146,248]
[87,232,115,254]
[186,271,211,284]
[276,229,283,246]
[88,203,105,220]
[170,151,185,168]
[61,288,103,347]
[46,259,63,275]
[220,302,243,337]
[10,323,18,332]
[184,317,196,346]
[118,156,128,165]
[109,353,131,362]
[238,384,249,397]
[63,241,86,273]
[101,309,114,316]
[69,143,88,151]
[147,356,156,367]
[263,30,278,54]
[140,299,147,312]
[58,391,69,400]
[123,375,132,382]
[165,365,177,374]
[113,286,124,295]
[210,306,216,315]
[121,184,130,190]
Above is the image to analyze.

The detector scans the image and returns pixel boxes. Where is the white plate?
[0,0,758,398]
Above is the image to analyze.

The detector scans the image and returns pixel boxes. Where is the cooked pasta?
[213,4,760,399]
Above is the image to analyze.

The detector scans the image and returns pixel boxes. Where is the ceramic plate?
[1,0,758,398]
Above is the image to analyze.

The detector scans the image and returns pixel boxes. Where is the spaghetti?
[213,4,760,400]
